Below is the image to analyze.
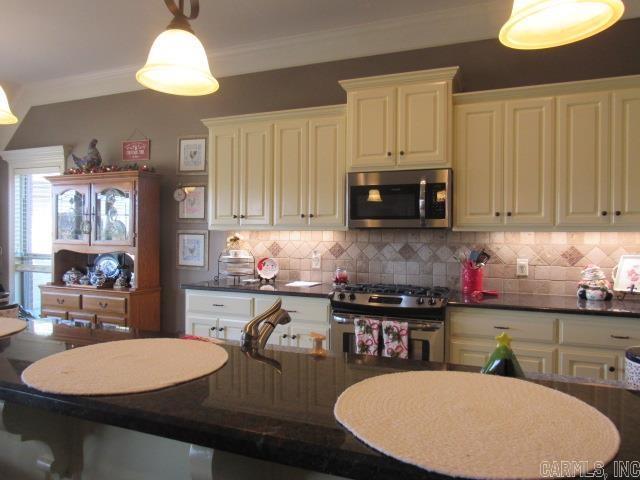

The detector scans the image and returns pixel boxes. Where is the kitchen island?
[0,318,638,480]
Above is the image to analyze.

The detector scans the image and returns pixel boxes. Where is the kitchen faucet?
[241,298,291,350]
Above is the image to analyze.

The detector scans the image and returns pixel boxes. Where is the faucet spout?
[241,298,291,350]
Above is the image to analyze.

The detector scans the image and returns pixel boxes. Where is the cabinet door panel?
[186,315,218,338]
[53,184,91,245]
[274,120,309,226]
[209,127,240,227]
[449,339,493,368]
[454,102,504,226]
[308,116,346,228]
[347,87,396,169]
[290,323,329,350]
[558,349,619,380]
[556,92,611,226]
[613,88,640,225]
[91,181,135,246]
[397,82,448,167]
[240,123,273,225]
[504,97,555,226]
[217,318,247,343]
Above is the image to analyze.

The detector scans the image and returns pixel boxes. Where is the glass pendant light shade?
[500,0,625,50]
[0,85,18,124]
[136,28,219,96]
[367,189,383,202]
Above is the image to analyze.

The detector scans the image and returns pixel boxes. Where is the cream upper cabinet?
[239,123,273,225]
[454,102,504,227]
[209,126,240,227]
[274,119,309,227]
[203,105,346,230]
[504,97,555,225]
[556,91,611,227]
[612,88,640,226]
[208,124,272,228]
[340,67,458,171]
[308,116,346,228]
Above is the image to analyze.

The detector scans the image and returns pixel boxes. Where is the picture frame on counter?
[612,254,640,294]
[177,230,209,270]
[177,184,207,221]
[178,136,207,174]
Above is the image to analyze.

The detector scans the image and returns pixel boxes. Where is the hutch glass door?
[53,185,90,244]
[92,183,134,246]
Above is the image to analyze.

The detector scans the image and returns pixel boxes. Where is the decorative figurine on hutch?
[69,139,102,171]
[113,272,129,290]
[90,267,107,288]
[62,267,83,286]
[577,264,613,301]
[481,332,525,378]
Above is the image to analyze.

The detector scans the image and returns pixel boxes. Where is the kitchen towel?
[354,317,380,356]
[381,320,409,359]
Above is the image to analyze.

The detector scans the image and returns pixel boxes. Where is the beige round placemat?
[334,371,620,480]
[21,338,228,395]
[0,317,27,338]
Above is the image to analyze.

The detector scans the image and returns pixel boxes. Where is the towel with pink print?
[382,320,409,359]
[354,317,380,356]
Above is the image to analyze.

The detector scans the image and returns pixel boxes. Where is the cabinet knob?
[387,152,392,157]
[210,326,216,331]
[218,327,225,331]
[399,150,405,156]
[493,326,510,330]
[290,335,297,340]
[495,212,501,217]
[240,214,245,219]
[232,214,238,219]
[601,211,608,216]
[282,334,288,338]
[507,212,512,217]
[608,366,616,373]
[615,211,621,216]
[56,298,65,305]
[98,302,108,309]
[309,213,314,218]
[610,334,630,339]
[300,214,306,218]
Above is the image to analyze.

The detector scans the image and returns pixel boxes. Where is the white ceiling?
[2,0,636,89]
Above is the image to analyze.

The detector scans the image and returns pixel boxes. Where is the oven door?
[331,313,445,362]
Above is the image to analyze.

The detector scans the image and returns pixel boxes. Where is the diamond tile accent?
[329,242,346,259]
[398,244,416,261]
[561,246,583,266]
[435,246,453,262]
[268,241,282,256]
[363,244,379,259]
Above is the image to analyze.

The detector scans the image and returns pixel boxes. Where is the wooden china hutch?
[40,171,161,331]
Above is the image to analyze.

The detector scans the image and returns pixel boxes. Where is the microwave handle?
[419,180,427,226]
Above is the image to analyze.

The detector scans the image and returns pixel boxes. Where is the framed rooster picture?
[177,230,209,269]
[612,255,640,294]
[178,136,207,174]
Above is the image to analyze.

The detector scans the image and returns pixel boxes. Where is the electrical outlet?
[516,258,529,277]
[311,249,321,270]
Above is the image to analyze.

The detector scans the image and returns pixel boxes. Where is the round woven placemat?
[0,317,27,338]
[334,371,619,480]
[22,338,228,395]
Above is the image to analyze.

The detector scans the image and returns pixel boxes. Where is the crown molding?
[339,67,460,91]
[202,104,346,127]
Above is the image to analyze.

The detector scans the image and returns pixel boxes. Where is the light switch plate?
[516,258,529,277]
[311,250,321,270]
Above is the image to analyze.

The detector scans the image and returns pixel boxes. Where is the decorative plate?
[95,254,120,280]
[612,255,640,293]
[256,258,279,280]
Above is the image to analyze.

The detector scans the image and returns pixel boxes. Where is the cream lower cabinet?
[454,97,554,229]
[340,68,458,171]
[185,290,331,350]
[203,105,346,230]
[448,307,637,381]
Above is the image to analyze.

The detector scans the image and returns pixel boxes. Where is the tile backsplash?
[224,230,640,296]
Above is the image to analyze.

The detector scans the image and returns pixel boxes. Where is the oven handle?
[419,179,427,226]
[332,313,443,332]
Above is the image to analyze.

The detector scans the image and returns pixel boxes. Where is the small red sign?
[122,139,150,161]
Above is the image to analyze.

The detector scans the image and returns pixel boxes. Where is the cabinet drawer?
[97,315,127,326]
[83,295,127,314]
[448,308,556,343]
[559,315,640,349]
[187,293,253,317]
[41,308,67,319]
[255,296,329,324]
[42,292,81,310]
[68,311,96,323]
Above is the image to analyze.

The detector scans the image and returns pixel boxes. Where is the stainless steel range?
[330,284,449,362]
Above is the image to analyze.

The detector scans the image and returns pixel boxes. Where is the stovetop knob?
[349,293,357,301]
[338,292,346,300]
[428,297,437,306]
[417,297,425,305]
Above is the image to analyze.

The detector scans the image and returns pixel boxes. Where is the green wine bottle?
[480,332,525,378]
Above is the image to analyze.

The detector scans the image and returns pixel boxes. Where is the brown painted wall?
[2,18,640,331]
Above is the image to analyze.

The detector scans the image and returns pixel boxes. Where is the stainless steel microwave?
[347,169,452,228]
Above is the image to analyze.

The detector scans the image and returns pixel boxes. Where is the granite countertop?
[180,279,334,298]
[448,292,640,318]
[0,319,639,480]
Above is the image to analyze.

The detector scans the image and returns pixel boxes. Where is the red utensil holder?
[461,265,483,294]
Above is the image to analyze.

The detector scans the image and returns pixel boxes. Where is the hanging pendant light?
[367,189,383,203]
[136,0,219,96]
[500,0,625,50]
[0,84,18,125]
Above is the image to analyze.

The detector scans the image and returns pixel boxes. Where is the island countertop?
[3,319,637,480]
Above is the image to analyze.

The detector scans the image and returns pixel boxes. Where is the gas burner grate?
[338,283,450,298]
